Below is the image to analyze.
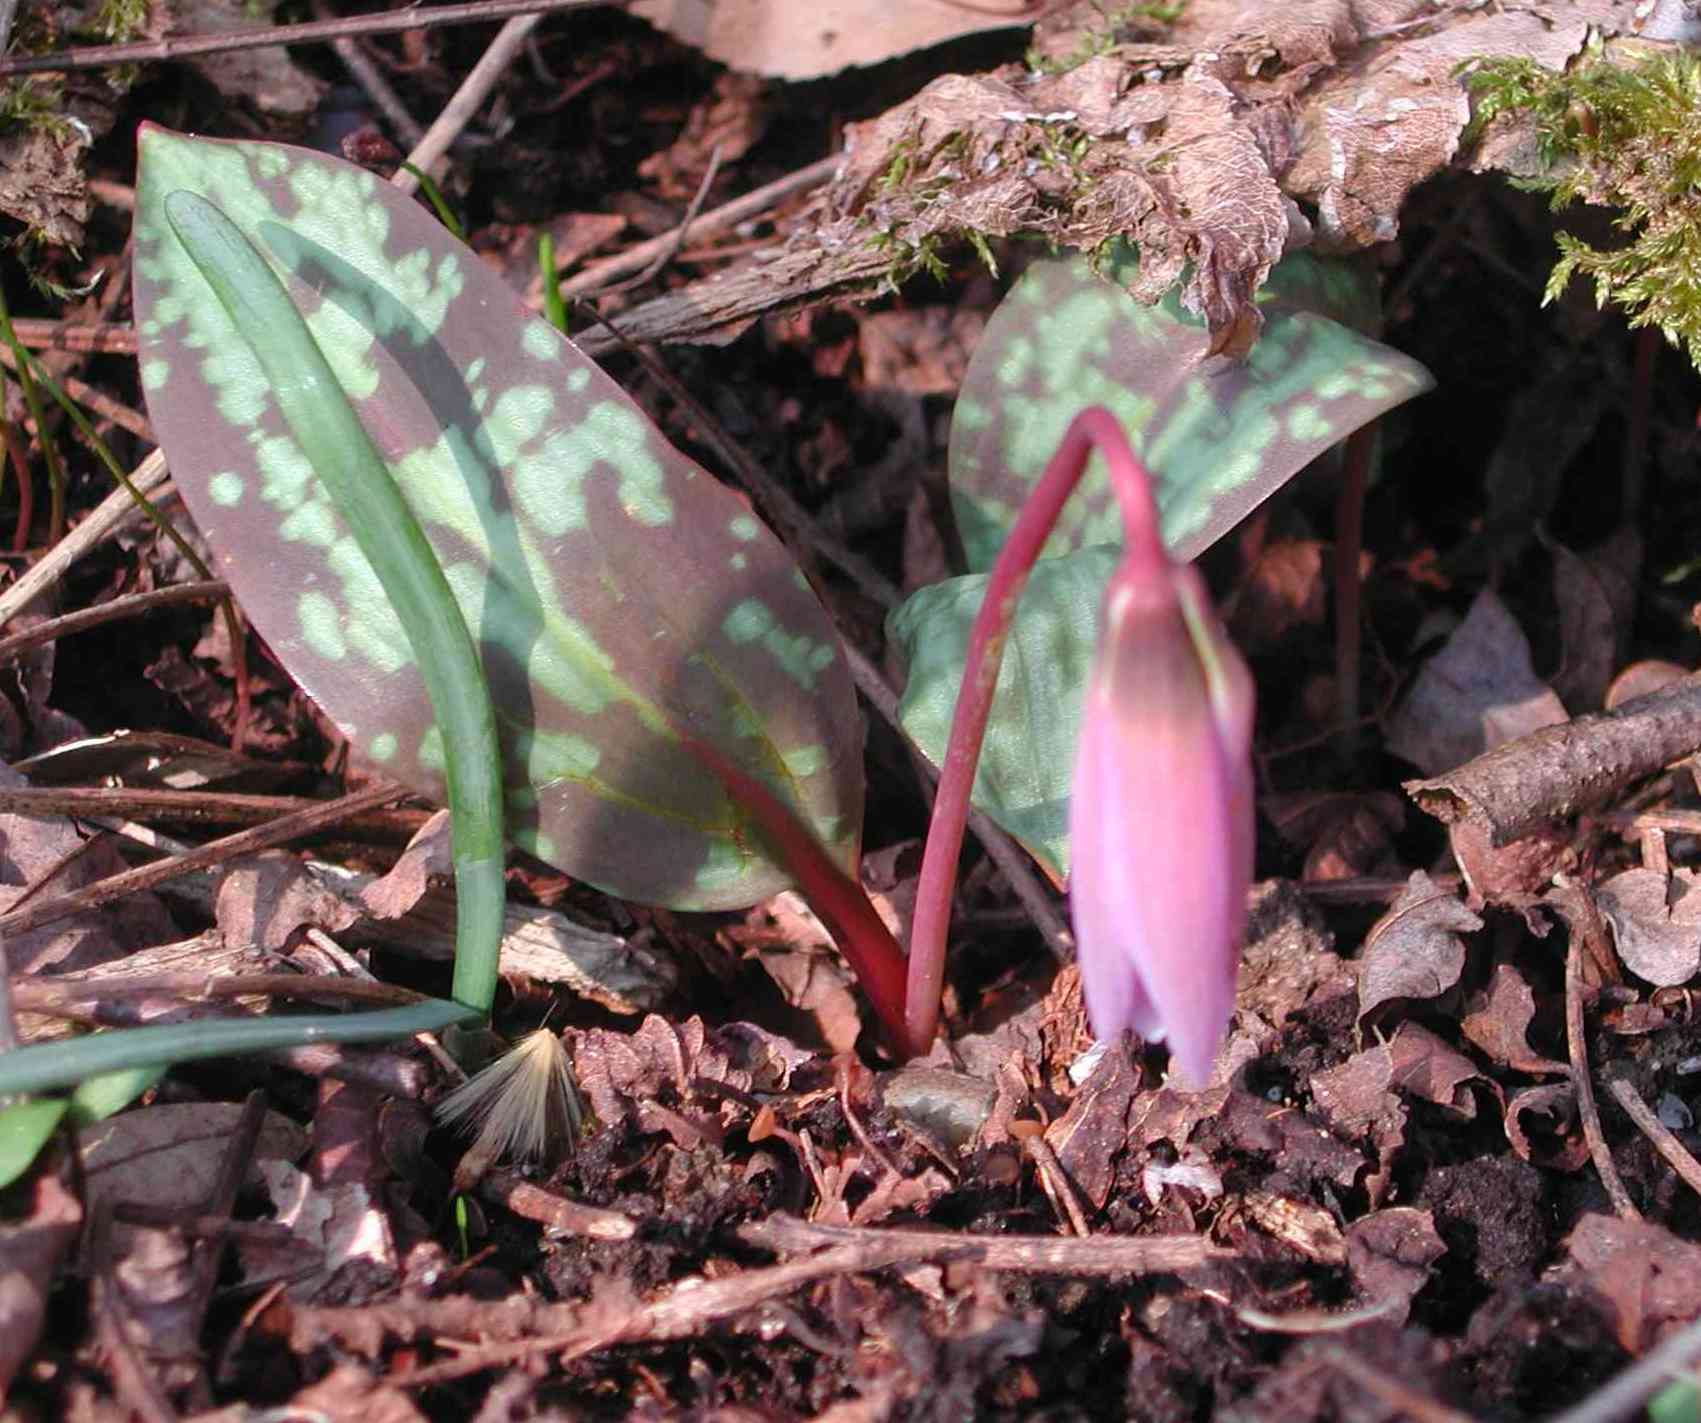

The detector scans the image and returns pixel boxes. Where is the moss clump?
[1465,47,1701,372]
[1026,1,1187,76]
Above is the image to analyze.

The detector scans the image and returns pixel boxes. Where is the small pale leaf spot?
[730,552,748,572]
[369,732,398,763]
[208,472,246,507]
[281,499,339,548]
[783,744,826,778]
[298,591,347,660]
[141,358,170,391]
[566,367,591,393]
[729,515,760,542]
[522,321,560,361]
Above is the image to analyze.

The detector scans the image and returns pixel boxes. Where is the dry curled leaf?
[1597,866,1701,988]
[1356,871,1480,1028]
[1460,963,1567,1075]
[1386,590,1568,777]
[1505,1082,1588,1172]
[1345,1207,1446,1326]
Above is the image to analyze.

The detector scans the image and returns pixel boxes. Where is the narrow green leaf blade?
[133,127,862,911]
[0,1100,68,1189]
[948,245,1435,572]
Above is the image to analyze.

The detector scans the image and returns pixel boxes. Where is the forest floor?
[2,2,1701,1420]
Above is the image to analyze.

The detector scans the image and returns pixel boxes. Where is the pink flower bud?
[1068,540,1255,1088]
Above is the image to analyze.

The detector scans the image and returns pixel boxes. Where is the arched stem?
[904,407,1163,1052]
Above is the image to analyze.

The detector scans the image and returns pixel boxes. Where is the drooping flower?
[1067,460,1255,1089]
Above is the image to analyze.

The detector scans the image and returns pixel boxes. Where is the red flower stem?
[680,734,917,1056]
[904,407,1163,1052]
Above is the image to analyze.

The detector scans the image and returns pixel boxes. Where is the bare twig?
[0,343,151,441]
[1606,1072,1701,1200]
[0,579,228,663]
[389,1235,946,1385]
[480,1172,638,1240]
[0,784,423,839]
[0,0,613,77]
[392,13,545,190]
[1545,1312,1701,1423]
[732,1214,1223,1274]
[1406,672,1701,846]
[11,972,431,1018]
[315,0,426,149]
[593,145,726,298]
[1561,887,1641,1220]
[10,319,135,355]
[0,783,406,939]
[0,448,168,629]
[558,157,838,305]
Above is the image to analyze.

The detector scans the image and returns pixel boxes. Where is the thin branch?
[560,157,838,304]
[1606,1072,1701,1200]
[0,783,407,939]
[315,0,426,149]
[0,0,615,77]
[0,579,228,663]
[1561,885,1641,1220]
[391,13,545,191]
[0,448,168,630]
[1546,1312,1701,1423]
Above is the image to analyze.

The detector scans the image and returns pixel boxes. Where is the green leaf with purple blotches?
[133,127,862,912]
[891,247,1433,878]
[949,244,1432,571]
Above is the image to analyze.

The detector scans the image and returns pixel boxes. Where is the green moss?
[0,78,72,140]
[1026,1,1186,77]
[1464,47,1701,372]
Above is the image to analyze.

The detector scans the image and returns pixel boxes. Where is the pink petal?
[1068,563,1253,1088]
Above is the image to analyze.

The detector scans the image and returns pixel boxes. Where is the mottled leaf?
[133,128,862,911]
[889,547,1114,879]
[891,248,1430,876]
[947,244,1431,572]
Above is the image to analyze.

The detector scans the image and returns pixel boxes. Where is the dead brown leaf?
[1597,866,1701,987]
[1044,1038,1141,1211]
[81,1103,306,1215]
[1559,1214,1701,1353]
[1345,1207,1445,1325]
[239,1162,397,1303]
[359,809,454,921]
[1460,963,1567,1075]
[1356,871,1479,1028]
[1447,816,1572,914]
[638,72,768,197]
[0,763,180,974]
[1505,1082,1588,1172]
[1548,529,1640,713]
[1226,539,1329,652]
[570,1015,760,1148]
[1387,590,1568,776]
[0,1176,82,1397]
[176,0,327,119]
[630,0,1033,80]
[859,307,987,397]
[216,849,360,950]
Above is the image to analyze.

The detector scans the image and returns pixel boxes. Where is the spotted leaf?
[948,244,1433,572]
[891,248,1433,878]
[134,127,861,911]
